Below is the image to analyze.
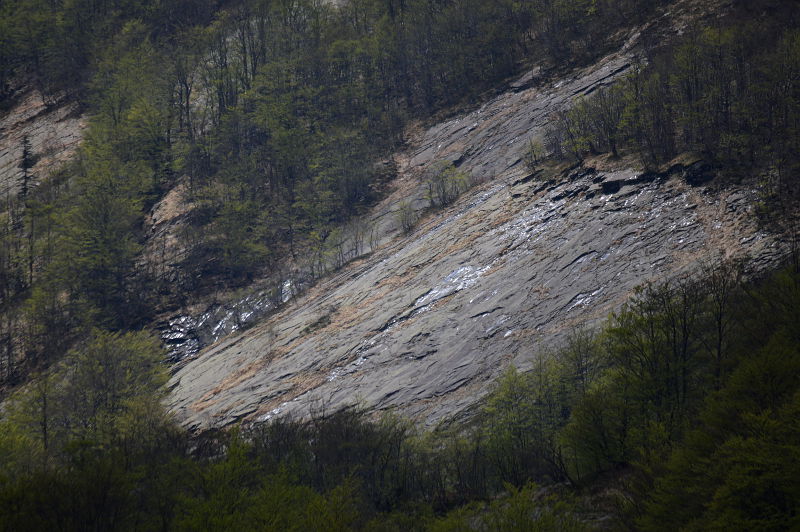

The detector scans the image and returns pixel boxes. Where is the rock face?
[0,87,86,197]
[157,283,299,363]
[167,27,783,431]
[167,162,781,432]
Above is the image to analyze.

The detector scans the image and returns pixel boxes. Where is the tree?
[59,330,167,443]
[425,161,470,208]
[0,328,175,531]
[640,334,800,531]
[522,138,545,172]
[483,362,567,486]
[19,135,34,202]
[559,325,602,400]
[587,85,625,157]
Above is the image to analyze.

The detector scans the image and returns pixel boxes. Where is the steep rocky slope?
[168,163,781,432]
[0,86,86,197]
[167,8,785,431]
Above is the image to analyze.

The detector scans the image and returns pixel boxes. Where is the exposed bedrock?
[0,87,86,197]
[167,7,783,431]
[168,160,782,431]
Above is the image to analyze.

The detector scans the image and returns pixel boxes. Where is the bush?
[425,162,470,208]
[395,200,418,234]
[523,139,546,172]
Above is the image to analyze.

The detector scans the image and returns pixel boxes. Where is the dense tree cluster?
[547,5,800,213]
[0,0,219,100]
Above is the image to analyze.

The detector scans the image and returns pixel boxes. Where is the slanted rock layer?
[167,40,783,430]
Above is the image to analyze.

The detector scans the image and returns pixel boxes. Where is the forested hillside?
[0,0,672,381]
[2,263,798,530]
[547,8,800,215]
[1,0,799,530]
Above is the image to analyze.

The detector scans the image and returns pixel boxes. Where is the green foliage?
[0,0,216,97]
[523,139,546,172]
[425,162,471,208]
[483,362,567,486]
[1,1,799,528]
[2,330,168,464]
[54,159,148,326]
[0,329,180,532]
[637,270,800,530]
[1,266,798,528]
[430,483,586,532]
[550,6,800,213]
[176,431,360,532]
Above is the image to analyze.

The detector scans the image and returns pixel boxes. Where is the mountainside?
[3,0,800,529]
[167,23,787,430]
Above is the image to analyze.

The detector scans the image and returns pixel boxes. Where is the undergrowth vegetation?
[1,261,798,530]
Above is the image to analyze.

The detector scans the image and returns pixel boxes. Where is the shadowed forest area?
[545,10,800,219]
[1,262,798,530]
[0,0,799,529]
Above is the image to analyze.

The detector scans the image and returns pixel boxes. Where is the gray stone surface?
[0,88,86,197]
[166,0,777,432]
[168,158,780,432]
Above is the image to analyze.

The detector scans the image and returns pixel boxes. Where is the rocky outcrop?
[167,0,777,432]
[168,155,781,432]
[0,87,86,198]
[167,41,784,430]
